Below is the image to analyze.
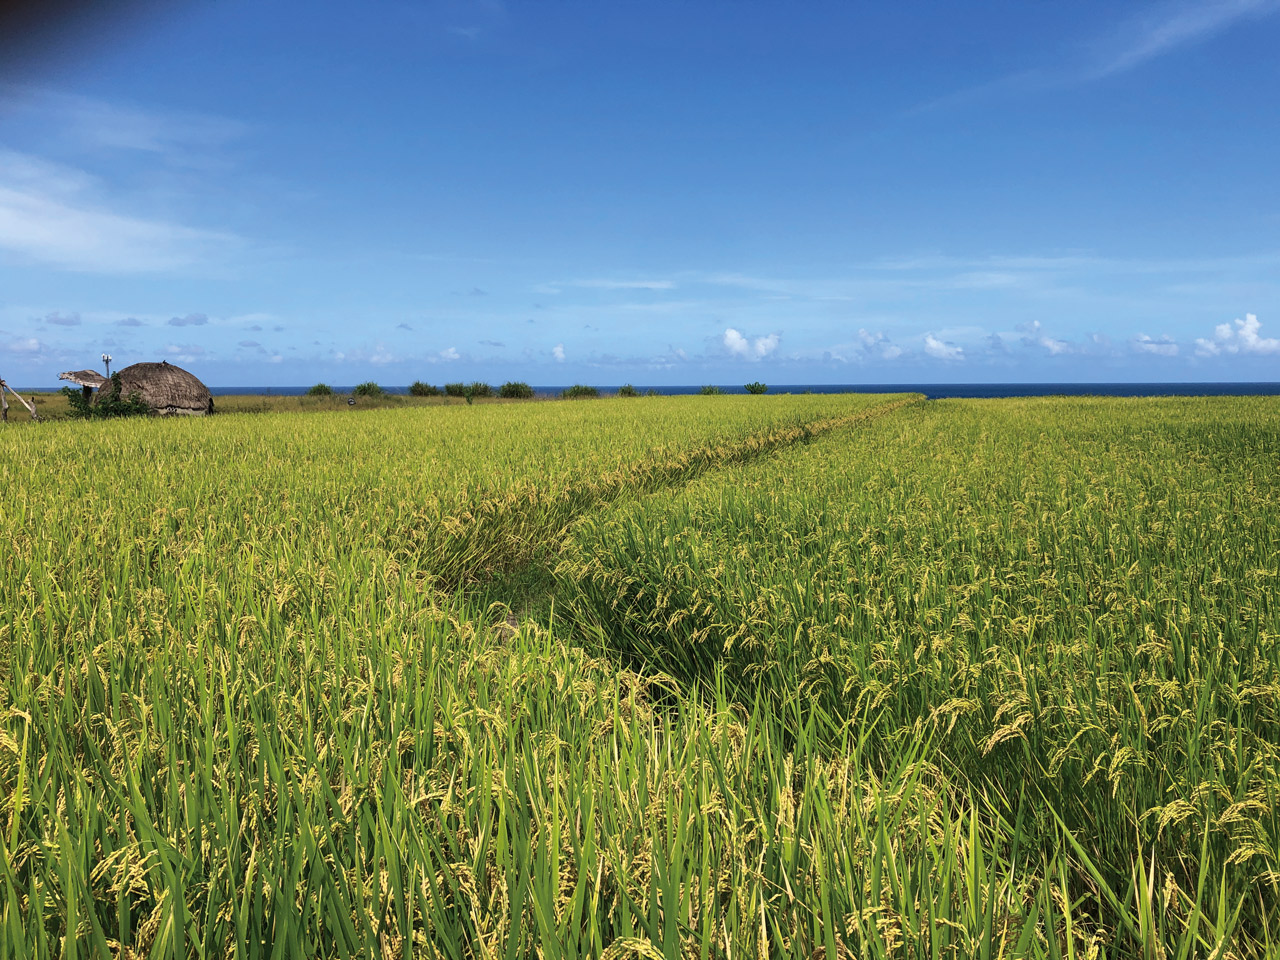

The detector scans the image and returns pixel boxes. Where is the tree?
[499,381,534,399]
[744,381,768,394]
[61,373,151,419]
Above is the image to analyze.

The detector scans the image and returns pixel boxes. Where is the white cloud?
[923,334,964,361]
[858,329,903,360]
[568,279,676,291]
[0,150,240,273]
[913,1,1280,114]
[1040,336,1070,355]
[552,343,566,362]
[1133,334,1179,357]
[8,337,42,353]
[723,327,779,360]
[164,343,208,365]
[0,85,248,157]
[1017,320,1071,355]
[440,346,461,361]
[1091,0,1279,79]
[1194,312,1280,357]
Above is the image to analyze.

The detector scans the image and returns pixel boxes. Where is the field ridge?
[412,392,923,587]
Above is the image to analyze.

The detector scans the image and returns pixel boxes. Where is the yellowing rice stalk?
[1,393,1277,958]
[559,395,1280,957]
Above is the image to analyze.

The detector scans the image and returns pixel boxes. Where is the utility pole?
[102,353,113,377]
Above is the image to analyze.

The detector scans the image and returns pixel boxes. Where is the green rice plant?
[1,393,928,958]
[14,391,1263,957]
[558,395,1280,956]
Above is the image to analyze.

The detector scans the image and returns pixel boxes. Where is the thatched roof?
[58,370,108,389]
[108,362,214,416]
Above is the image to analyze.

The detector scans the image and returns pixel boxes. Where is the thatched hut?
[60,361,214,416]
[58,370,108,401]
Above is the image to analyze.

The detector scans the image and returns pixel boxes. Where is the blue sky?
[1,0,1278,387]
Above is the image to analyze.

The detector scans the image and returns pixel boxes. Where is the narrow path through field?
[475,393,924,625]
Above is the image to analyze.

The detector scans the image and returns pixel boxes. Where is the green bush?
[700,385,723,396]
[646,389,660,397]
[498,381,535,399]
[409,381,441,397]
[444,383,467,398]
[469,382,494,398]
[307,383,333,397]
[61,373,152,419]
[617,384,640,398]
[744,381,768,394]
[561,384,599,399]
[353,381,383,398]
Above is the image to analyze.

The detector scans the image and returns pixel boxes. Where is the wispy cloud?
[913,0,1280,113]
[0,150,241,273]
[538,278,678,295]
[1018,320,1071,355]
[1088,0,1278,79]
[1133,333,1180,356]
[1,85,248,158]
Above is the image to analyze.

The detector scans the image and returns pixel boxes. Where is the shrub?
[444,383,467,398]
[61,373,152,419]
[353,381,383,398]
[469,382,494,398]
[646,389,660,397]
[700,385,723,396]
[744,381,768,394]
[617,384,640,398]
[307,383,333,397]
[561,384,599,399]
[499,381,535,399]
[409,381,441,397]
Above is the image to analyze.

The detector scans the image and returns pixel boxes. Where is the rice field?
[1,393,1277,957]
[560,396,1280,957]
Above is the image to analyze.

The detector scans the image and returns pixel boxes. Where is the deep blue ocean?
[207,382,1280,400]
